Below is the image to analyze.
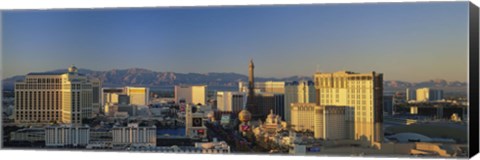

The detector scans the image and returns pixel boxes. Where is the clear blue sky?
[1,2,469,82]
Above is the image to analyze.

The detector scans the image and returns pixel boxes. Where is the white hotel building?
[174,85,207,105]
[216,91,246,113]
[45,125,90,147]
[112,123,157,147]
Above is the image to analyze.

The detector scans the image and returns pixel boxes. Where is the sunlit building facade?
[314,71,383,145]
[416,88,444,102]
[314,106,350,140]
[124,87,149,106]
[14,65,100,125]
[216,91,246,113]
[239,81,285,94]
[112,123,157,146]
[45,125,90,147]
[102,88,124,105]
[174,85,207,105]
[290,103,318,131]
[284,81,316,123]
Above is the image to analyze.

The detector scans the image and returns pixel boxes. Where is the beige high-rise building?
[314,106,349,140]
[102,88,124,105]
[416,88,444,102]
[124,87,149,106]
[239,81,285,94]
[284,81,316,123]
[216,91,246,113]
[105,93,119,104]
[314,71,383,145]
[174,85,207,105]
[290,103,349,140]
[290,103,318,131]
[14,65,100,125]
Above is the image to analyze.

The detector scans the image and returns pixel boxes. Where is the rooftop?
[27,72,86,76]
[27,72,65,76]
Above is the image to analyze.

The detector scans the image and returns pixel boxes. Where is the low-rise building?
[45,125,90,147]
[10,128,45,142]
[89,128,113,148]
[112,123,156,147]
[127,139,230,154]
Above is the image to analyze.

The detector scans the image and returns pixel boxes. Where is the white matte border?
[0,0,477,10]
[0,0,478,160]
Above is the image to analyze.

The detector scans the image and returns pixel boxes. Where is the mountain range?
[1,68,467,91]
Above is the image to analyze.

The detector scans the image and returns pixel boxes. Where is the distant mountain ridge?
[1,68,312,90]
[2,68,467,90]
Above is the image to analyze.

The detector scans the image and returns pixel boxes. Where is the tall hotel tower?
[314,71,383,146]
[14,65,101,125]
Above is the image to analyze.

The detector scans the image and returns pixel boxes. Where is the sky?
[1,2,470,82]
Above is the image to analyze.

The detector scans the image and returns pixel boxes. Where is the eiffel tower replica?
[245,59,262,120]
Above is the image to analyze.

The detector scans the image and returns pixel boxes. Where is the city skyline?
[2,2,469,82]
[1,2,474,157]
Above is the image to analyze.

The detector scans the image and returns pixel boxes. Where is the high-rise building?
[284,81,315,123]
[314,71,383,145]
[314,106,350,140]
[216,91,246,113]
[239,92,285,121]
[406,88,417,101]
[174,85,207,105]
[112,123,157,147]
[117,104,137,116]
[14,65,99,125]
[102,88,124,105]
[416,88,444,102]
[45,125,90,147]
[290,103,318,131]
[104,103,118,117]
[124,87,149,106]
[117,94,130,105]
[91,79,102,116]
[239,81,286,94]
[383,95,394,116]
[254,93,285,120]
[290,103,350,140]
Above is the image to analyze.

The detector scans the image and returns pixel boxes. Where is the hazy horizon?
[1,66,469,83]
[1,2,469,82]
